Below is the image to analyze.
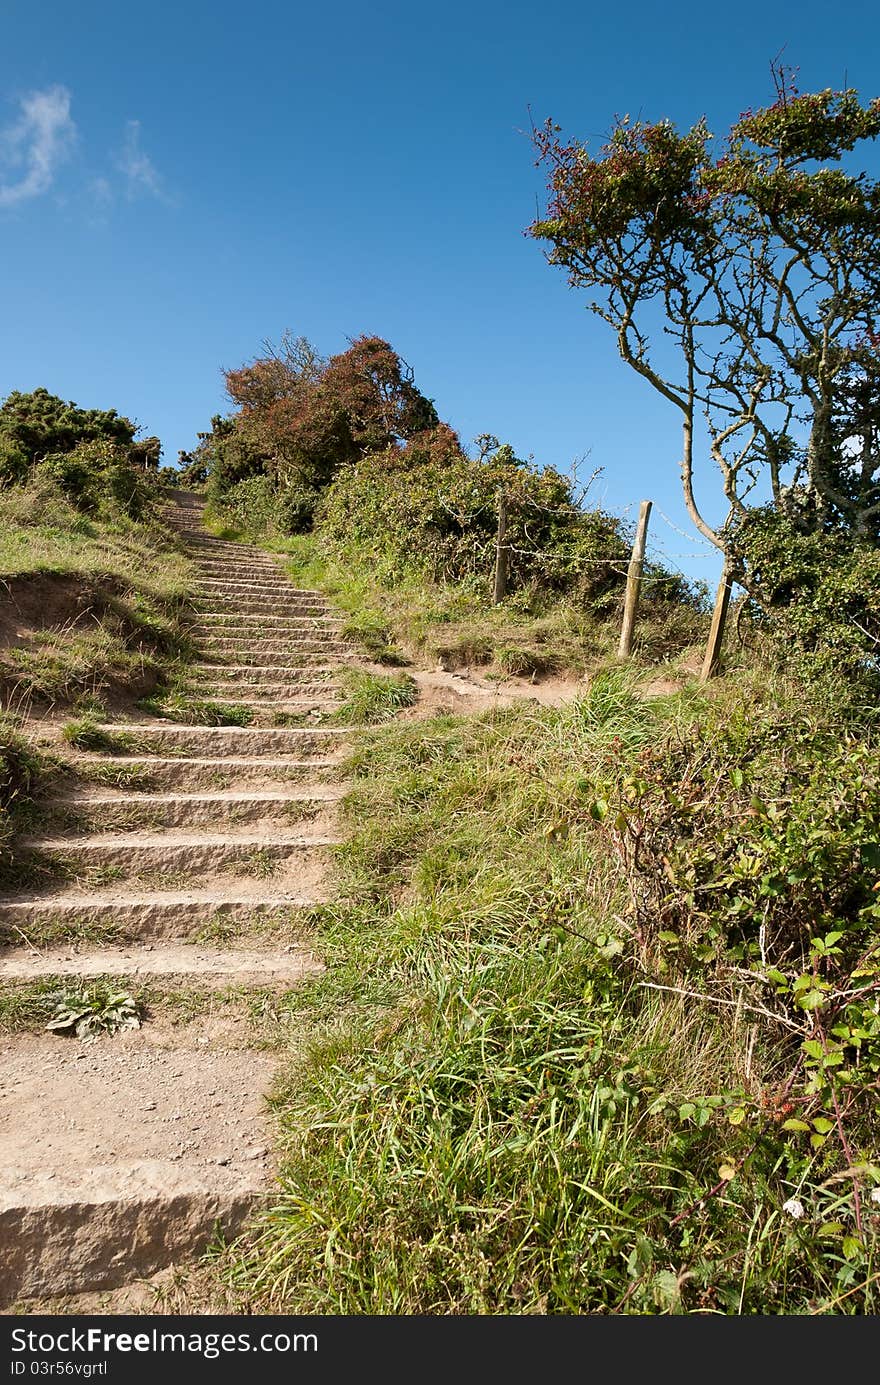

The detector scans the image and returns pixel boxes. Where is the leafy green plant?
[46,985,142,1040]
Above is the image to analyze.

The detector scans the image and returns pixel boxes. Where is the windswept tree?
[530,68,880,567]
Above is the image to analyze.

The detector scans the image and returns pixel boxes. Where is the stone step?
[69,755,343,791]
[21,826,341,852]
[194,696,341,711]
[193,599,333,614]
[19,832,339,879]
[0,1032,274,1302]
[195,578,324,595]
[192,662,339,679]
[191,556,281,567]
[198,641,353,657]
[0,942,322,983]
[183,538,272,552]
[83,723,348,754]
[192,579,326,594]
[194,654,343,670]
[196,681,341,699]
[0,890,327,943]
[34,789,343,833]
[193,587,327,597]
[192,613,343,628]
[191,566,283,580]
[190,626,344,641]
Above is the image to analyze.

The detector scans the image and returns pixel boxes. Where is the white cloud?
[117,120,163,199]
[0,84,76,208]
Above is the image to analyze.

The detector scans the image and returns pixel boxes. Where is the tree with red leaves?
[222,331,438,493]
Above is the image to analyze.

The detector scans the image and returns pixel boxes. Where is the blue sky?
[2,0,878,583]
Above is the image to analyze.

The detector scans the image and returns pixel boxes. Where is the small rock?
[143,1102,157,1111]
[245,1146,267,1160]
[216,1155,231,1166]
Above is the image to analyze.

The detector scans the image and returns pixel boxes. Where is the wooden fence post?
[700,566,733,682]
[618,499,652,659]
[493,490,509,603]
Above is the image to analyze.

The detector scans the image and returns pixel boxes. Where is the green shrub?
[318,438,632,605]
[732,508,880,688]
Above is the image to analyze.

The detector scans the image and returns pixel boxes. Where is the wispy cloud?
[0,84,76,208]
[116,120,163,199]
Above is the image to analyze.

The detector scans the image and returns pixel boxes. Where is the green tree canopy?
[0,387,137,482]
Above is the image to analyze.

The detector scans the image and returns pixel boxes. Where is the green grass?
[137,692,253,726]
[0,717,62,878]
[0,476,190,587]
[331,670,418,725]
[0,477,195,706]
[210,668,880,1314]
[61,717,140,754]
[258,532,709,681]
[73,761,156,790]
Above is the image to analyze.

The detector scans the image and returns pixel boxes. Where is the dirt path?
[0,492,359,1305]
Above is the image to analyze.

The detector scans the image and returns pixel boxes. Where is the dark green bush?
[318,434,633,605]
[731,507,880,687]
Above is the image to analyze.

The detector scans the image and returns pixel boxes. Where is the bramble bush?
[585,678,880,1213]
[317,430,692,610]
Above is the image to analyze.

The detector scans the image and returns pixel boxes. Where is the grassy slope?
[198,647,878,1314]
[0,477,192,709]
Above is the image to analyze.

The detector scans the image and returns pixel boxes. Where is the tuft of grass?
[75,761,155,791]
[340,611,408,666]
[137,693,252,726]
[61,717,139,754]
[331,670,418,725]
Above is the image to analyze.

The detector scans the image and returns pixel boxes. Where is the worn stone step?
[193,663,339,678]
[193,600,332,613]
[82,722,348,754]
[192,580,327,595]
[191,627,344,642]
[18,832,339,879]
[0,1032,274,1302]
[192,586,328,599]
[192,614,343,628]
[184,537,273,552]
[35,789,343,833]
[0,890,327,943]
[194,584,327,599]
[197,681,341,699]
[198,641,353,657]
[195,577,323,593]
[0,942,322,982]
[194,696,341,711]
[191,555,281,566]
[194,654,343,670]
[67,755,343,791]
[191,567,283,581]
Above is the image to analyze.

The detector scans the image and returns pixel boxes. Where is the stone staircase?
[0,490,358,1304]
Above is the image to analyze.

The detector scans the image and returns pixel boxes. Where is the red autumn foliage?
[222,333,439,489]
